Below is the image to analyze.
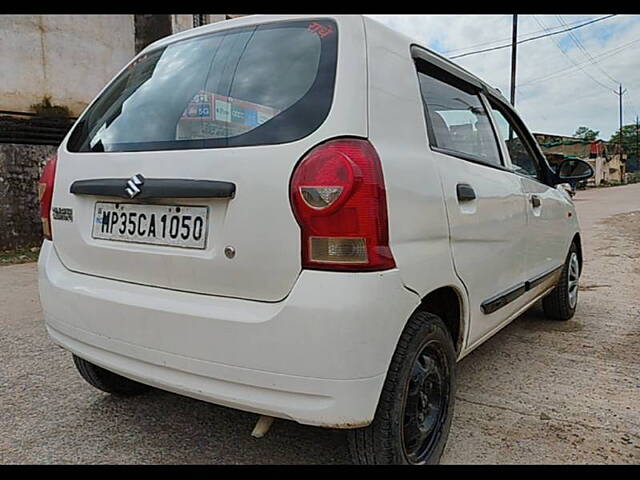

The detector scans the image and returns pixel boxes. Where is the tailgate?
[49,16,367,302]
[53,145,308,301]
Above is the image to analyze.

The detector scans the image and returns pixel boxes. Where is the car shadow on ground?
[84,386,351,464]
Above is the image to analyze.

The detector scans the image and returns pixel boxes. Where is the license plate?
[92,202,209,249]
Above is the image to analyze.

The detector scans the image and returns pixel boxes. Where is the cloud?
[365,14,640,139]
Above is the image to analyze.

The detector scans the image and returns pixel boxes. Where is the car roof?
[360,16,509,104]
[140,15,333,53]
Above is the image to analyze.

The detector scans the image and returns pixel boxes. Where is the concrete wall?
[171,15,194,34]
[587,155,627,186]
[587,158,605,186]
[606,155,626,183]
[134,14,172,54]
[0,15,135,117]
[0,144,56,249]
[172,14,243,33]
[0,15,246,117]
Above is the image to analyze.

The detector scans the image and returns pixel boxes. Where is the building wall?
[0,143,57,249]
[0,14,244,117]
[171,14,195,34]
[172,14,243,32]
[0,15,136,117]
[586,156,627,186]
[134,14,173,54]
[587,158,605,186]
[534,132,628,186]
[606,154,626,183]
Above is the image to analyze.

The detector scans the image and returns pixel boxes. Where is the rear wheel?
[348,311,456,464]
[72,355,151,396]
[542,243,580,321]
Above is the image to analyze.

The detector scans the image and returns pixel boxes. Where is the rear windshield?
[67,19,338,153]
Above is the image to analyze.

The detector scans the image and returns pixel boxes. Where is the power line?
[518,33,640,88]
[623,92,639,121]
[556,15,620,86]
[442,16,601,56]
[532,15,615,91]
[449,14,617,60]
[630,98,640,118]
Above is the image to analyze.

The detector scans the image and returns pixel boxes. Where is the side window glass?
[417,70,502,167]
[490,105,541,178]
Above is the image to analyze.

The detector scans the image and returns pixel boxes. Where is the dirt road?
[1,184,639,464]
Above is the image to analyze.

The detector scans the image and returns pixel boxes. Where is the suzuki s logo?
[125,174,145,198]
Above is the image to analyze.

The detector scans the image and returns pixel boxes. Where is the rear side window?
[67,19,338,153]
[416,66,502,167]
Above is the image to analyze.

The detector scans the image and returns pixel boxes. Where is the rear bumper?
[38,241,418,427]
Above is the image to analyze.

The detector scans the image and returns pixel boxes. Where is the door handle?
[456,183,476,202]
[531,195,541,208]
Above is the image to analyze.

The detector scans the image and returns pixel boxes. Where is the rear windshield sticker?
[176,91,281,140]
[308,22,334,38]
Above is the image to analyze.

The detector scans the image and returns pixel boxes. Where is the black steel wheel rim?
[401,340,449,464]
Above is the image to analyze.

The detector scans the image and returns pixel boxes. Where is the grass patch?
[0,246,40,266]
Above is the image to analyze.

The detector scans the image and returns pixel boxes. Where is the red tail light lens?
[290,138,396,271]
[38,155,57,241]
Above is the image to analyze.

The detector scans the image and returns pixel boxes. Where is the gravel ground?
[1,184,639,464]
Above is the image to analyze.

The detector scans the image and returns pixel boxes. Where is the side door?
[415,60,529,346]
[487,99,572,289]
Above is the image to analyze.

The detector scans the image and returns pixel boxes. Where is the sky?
[365,14,640,140]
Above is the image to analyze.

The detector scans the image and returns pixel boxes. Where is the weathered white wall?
[0,15,135,117]
[0,15,246,118]
[171,14,239,33]
[171,15,194,34]
[587,158,605,186]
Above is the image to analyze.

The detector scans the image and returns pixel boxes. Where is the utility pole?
[510,14,518,107]
[636,115,640,168]
[613,84,627,159]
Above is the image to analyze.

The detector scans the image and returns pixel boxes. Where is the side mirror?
[556,158,594,181]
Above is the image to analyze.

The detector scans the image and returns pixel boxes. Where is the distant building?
[534,132,627,186]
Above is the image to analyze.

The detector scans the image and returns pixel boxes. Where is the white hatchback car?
[38,15,593,464]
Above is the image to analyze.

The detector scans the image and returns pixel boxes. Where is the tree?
[573,126,599,141]
[610,123,640,171]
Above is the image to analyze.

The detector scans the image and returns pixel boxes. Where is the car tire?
[347,311,456,465]
[542,243,580,321]
[72,354,152,396]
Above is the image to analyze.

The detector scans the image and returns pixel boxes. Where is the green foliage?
[610,123,640,171]
[573,126,599,141]
[0,247,40,266]
[627,171,640,184]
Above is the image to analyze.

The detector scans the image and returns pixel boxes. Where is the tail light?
[38,155,57,241]
[290,138,395,271]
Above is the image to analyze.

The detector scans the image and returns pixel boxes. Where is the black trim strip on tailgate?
[480,265,563,315]
[70,178,236,199]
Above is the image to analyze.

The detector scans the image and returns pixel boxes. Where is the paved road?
[1,184,639,464]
